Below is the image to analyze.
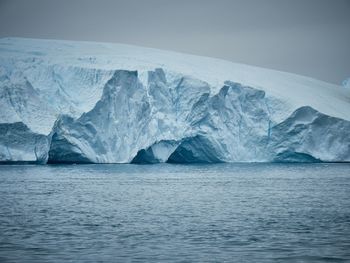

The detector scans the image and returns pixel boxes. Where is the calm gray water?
[0,163,349,262]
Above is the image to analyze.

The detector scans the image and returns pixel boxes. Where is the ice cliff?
[0,122,49,164]
[1,38,349,163]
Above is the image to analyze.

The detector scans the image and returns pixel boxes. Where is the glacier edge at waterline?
[0,38,349,164]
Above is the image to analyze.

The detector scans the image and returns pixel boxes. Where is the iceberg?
[0,37,349,163]
[343,78,350,89]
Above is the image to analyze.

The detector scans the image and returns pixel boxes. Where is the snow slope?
[0,37,349,163]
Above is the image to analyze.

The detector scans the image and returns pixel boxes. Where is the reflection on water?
[0,163,349,262]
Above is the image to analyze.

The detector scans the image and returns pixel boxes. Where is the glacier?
[0,122,49,164]
[0,37,349,163]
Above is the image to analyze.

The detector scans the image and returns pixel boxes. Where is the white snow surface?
[0,37,349,163]
[1,37,349,127]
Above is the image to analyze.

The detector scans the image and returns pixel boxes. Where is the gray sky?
[0,0,349,84]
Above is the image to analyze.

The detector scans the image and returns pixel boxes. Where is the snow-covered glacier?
[0,37,349,163]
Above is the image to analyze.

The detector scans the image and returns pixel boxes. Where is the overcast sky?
[0,0,349,84]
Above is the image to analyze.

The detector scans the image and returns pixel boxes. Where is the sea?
[0,163,349,262]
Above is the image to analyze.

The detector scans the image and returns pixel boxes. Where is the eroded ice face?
[1,38,350,164]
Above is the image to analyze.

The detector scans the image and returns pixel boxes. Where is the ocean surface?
[0,163,349,262]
